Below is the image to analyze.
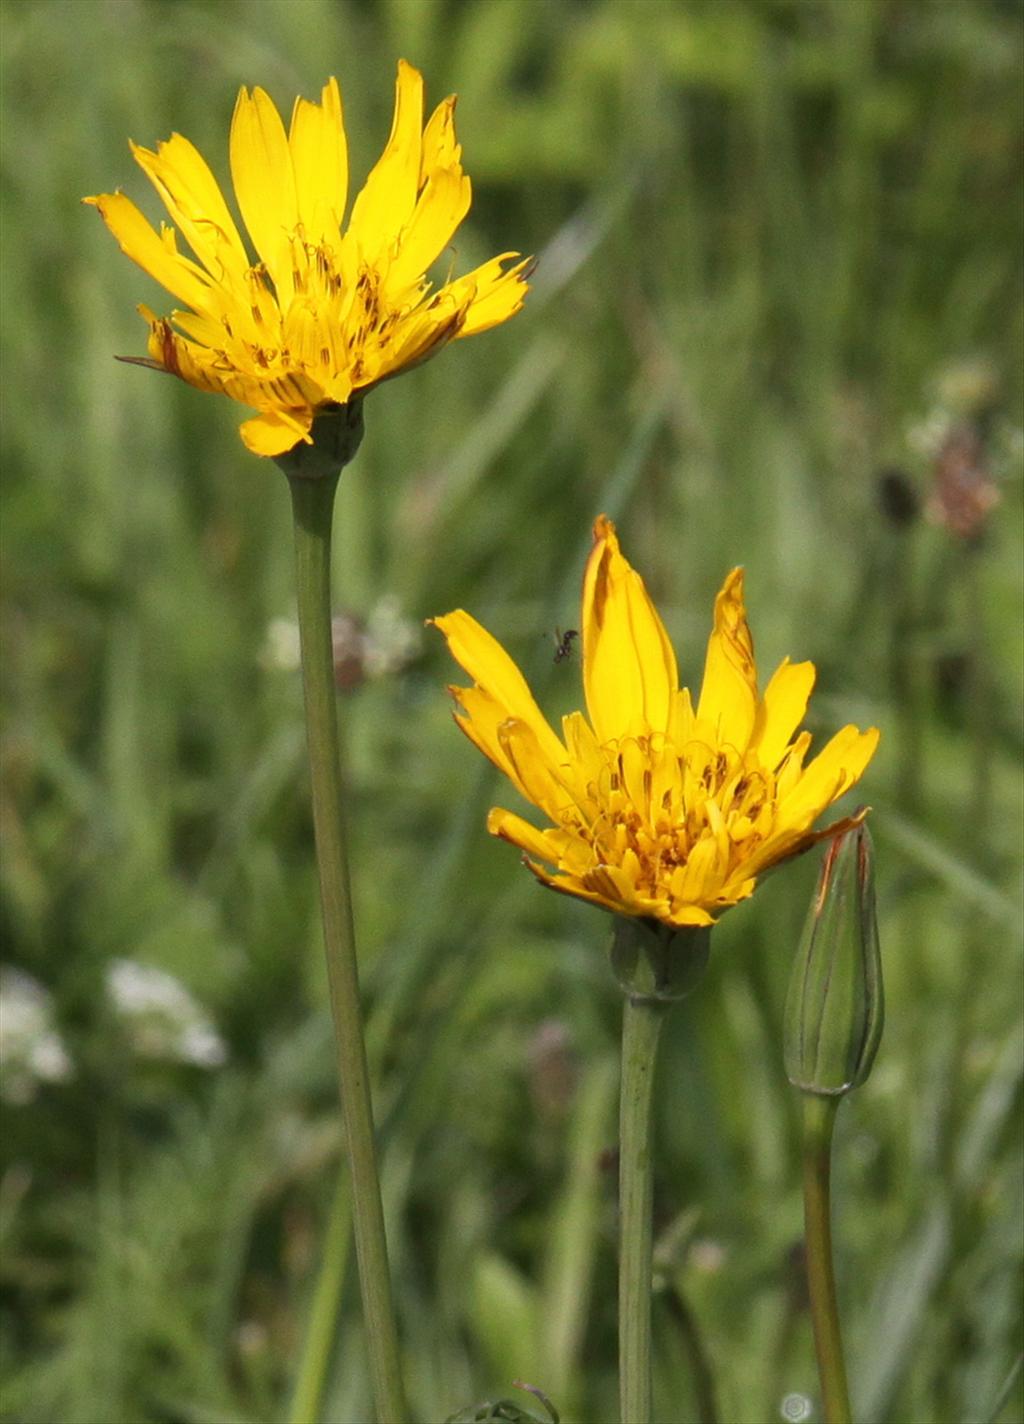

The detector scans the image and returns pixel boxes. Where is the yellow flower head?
[432,517,880,929]
[84,62,532,457]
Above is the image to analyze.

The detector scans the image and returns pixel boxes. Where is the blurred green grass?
[1,1,1022,1421]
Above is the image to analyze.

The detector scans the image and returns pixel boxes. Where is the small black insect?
[552,627,578,664]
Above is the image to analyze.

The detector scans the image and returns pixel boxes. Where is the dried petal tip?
[784,820,884,1097]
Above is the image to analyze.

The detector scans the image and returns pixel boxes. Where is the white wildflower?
[106,959,227,1068]
[0,968,73,1104]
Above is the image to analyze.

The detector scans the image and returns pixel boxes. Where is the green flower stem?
[288,1163,352,1424]
[288,472,407,1424]
[618,991,671,1424]
[801,1095,851,1424]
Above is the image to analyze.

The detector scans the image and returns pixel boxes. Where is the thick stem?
[619,993,670,1424]
[801,1095,851,1424]
[288,473,407,1424]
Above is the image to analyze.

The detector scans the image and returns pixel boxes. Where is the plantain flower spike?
[84,62,531,458]
[784,821,884,1097]
[431,516,880,932]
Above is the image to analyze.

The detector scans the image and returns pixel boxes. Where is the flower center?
[563,735,778,902]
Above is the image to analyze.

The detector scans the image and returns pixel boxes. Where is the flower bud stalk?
[786,823,883,1424]
[802,1095,851,1424]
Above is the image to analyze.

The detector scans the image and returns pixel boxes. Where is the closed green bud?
[784,820,884,1097]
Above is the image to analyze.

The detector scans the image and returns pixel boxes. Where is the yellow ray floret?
[431,516,879,929]
[84,62,532,457]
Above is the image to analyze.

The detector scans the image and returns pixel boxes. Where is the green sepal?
[610,916,711,1004]
[272,399,365,481]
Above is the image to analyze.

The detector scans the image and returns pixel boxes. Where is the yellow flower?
[84,61,531,457]
[432,516,880,929]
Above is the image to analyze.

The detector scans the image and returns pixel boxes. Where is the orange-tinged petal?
[696,568,758,753]
[289,78,348,246]
[430,611,565,768]
[581,515,678,741]
[229,85,299,302]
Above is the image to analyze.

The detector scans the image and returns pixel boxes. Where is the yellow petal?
[561,710,603,775]
[346,60,423,264]
[450,253,532,337]
[140,313,259,401]
[777,725,880,830]
[696,568,758,754]
[420,94,461,179]
[443,683,521,785]
[775,729,812,798]
[581,515,678,742]
[229,85,299,303]
[669,833,727,908]
[733,806,871,884]
[84,192,213,311]
[752,658,816,770]
[430,611,565,768]
[520,857,623,914]
[364,296,468,387]
[238,408,314,456]
[289,77,348,247]
[497,718,574,823]
[386,165,472,294]
[129,133,248,280]
[487,807,561,867]
[665,903,717,928]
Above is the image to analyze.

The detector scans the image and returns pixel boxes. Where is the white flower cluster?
[361,594,422,678]
[105,959,227,1069]
[261,595,421,686]
[0,968,73,1104]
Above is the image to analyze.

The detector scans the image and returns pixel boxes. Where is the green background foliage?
[2,1,1021,1421]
